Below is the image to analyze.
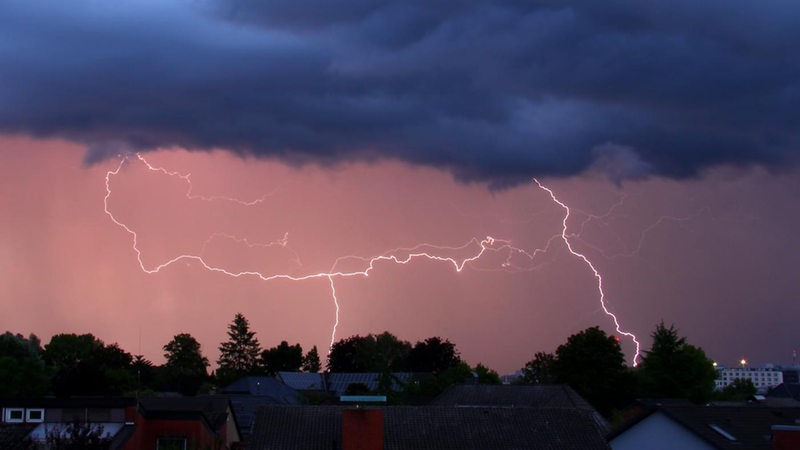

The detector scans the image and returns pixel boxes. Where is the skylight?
[708,423,737,441]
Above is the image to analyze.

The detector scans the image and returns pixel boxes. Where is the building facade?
[715,366,783,392]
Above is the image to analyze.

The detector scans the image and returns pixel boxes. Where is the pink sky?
[2,135,799,374]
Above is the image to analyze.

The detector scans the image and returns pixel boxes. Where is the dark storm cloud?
[1,0,799,183]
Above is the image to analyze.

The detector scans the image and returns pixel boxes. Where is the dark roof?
[609,401,800,450]
[216,376,300,441]
[249,405,611,450]
[221,376,300,403]
[0,397,136,409]
[216,395,295,441]
[0,424,35,450]
[277,372,326,391]
[137,397,233,431]
[431,384,594,410]
[767,383,800,401]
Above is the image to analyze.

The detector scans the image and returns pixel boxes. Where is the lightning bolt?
[534,179,641,366]
[105,154,642,364]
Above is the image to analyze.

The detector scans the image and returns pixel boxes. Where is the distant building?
[715,366,783,392]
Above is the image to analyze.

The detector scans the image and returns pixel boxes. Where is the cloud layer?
[2,0,798,183]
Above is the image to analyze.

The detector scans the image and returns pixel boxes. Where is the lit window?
[26,409,44,423]
[156,437,187,450]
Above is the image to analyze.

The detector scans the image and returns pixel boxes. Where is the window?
[26,409,44,423]
[156,437,187,450]
[4,408,24,423]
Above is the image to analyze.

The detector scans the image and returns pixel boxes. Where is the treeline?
[2,313,743,418]
[0,312,498,399]
[517,322,751,418]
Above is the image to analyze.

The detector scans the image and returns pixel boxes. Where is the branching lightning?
[534,179,641,365]
[105,154,645,364]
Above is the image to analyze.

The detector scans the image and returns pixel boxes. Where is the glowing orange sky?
[3,135,800,373]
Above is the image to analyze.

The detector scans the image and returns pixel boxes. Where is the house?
[608,400,800,450]
[125,397,240,450]
[0,397,240,450]
[249,405,611,449]
[217,376,301,442]
[0,397,136,449]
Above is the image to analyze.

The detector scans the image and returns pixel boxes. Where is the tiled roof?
[215,377,300,441]
[767,383,800,401]
[218,394,300,441]
[249,405,611,450]
[277,372,326,391]
[609,401,800,450]
[138,397,233,430]
[430,384,594,409]
[221,376,300,403]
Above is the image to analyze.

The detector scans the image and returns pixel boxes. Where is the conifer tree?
[217,313,262,386]
[638,321,717,403]
[302,345,321,373]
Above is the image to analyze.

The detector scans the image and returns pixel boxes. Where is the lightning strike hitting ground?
[105,154,643,364]
[534,179,641,365]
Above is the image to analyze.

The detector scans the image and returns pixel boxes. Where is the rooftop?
[249,405,611,450]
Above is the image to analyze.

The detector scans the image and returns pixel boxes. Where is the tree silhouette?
[473,363,501,384]
[163,333,209,395]
[637,322,717,403]
[521,352,557,385]
[327,333,411,372]
[217,313,261,385]
[44,334,135,396]
[302,345,321,373]
[553,326,635,416]
[716,378,756,401]
[0,332,49,396]
[408,337,461,373]
[261,341,303,375]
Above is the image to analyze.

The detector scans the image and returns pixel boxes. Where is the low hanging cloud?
[1,0,799,184]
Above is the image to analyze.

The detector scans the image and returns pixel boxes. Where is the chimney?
[772,425,800,450]
[342,408,384,450]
